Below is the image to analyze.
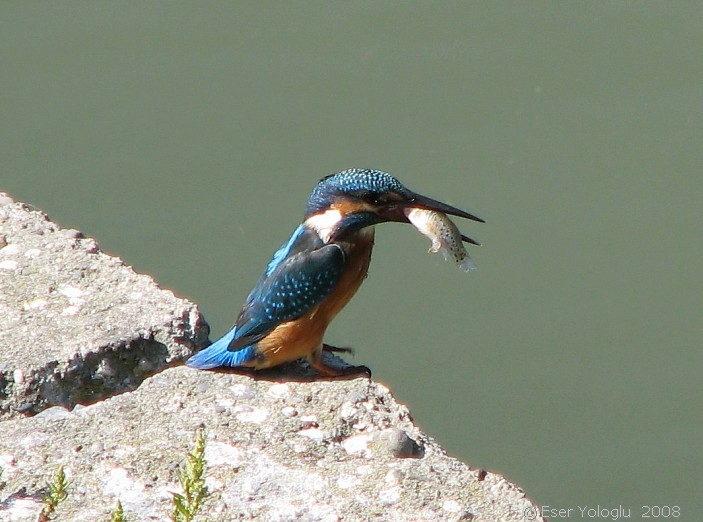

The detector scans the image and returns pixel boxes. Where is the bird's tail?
[186,328,256,369]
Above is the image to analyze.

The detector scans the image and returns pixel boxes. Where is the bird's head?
[304,168,484,243]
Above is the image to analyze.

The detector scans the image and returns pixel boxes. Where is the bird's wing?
[228,231,346,352]
[263,224,307,277]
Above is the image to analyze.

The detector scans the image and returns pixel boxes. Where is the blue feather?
[264,224,306,276]
[306,168,409,216]
[186,327,257,369]
[229,243,345,348]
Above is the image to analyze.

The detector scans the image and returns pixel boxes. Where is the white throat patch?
[305,209,343,243]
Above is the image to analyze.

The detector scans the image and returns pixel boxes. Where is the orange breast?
[252,229,375,369]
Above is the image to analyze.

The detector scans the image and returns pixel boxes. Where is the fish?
[404,207,477,272]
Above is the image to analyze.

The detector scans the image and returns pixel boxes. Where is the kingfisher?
[187,168,483,377]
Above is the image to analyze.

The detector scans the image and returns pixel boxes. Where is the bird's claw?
[322,343,355,356]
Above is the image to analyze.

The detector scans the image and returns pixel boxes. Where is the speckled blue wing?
[227,234,346,352]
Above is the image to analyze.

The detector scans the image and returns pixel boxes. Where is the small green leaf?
[111,500,128,522]
[171,429,209,522]
[39,466,70,521]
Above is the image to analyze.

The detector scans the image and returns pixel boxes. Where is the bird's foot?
[309,357,371,379]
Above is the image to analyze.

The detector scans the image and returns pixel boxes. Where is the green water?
[3,2,702,518]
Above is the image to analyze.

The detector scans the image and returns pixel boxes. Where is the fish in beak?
[378,190,484,247]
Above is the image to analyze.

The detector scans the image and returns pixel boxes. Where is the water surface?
[2,2,701,516]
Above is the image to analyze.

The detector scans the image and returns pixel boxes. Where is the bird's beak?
[404,192,485,224]
[377,191,484,245]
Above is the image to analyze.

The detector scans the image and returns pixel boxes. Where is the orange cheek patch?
[331,199,376,216]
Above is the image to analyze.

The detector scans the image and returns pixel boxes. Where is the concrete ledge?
[0,195,209,417]
[0,194,544,521]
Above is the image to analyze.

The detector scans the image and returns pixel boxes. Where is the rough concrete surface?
[0,195,209,417]
[0,194,544,521]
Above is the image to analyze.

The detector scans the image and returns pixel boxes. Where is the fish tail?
[458,255,477,272]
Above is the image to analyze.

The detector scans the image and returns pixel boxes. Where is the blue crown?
[305,168,408,215]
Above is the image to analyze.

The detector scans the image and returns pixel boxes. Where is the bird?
[186,168,483,377]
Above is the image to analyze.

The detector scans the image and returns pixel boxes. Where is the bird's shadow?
[189,351,371,383]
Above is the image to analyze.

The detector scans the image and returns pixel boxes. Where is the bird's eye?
[350,190,380,203]
[367,192,385,204]
[348,189,389,205]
